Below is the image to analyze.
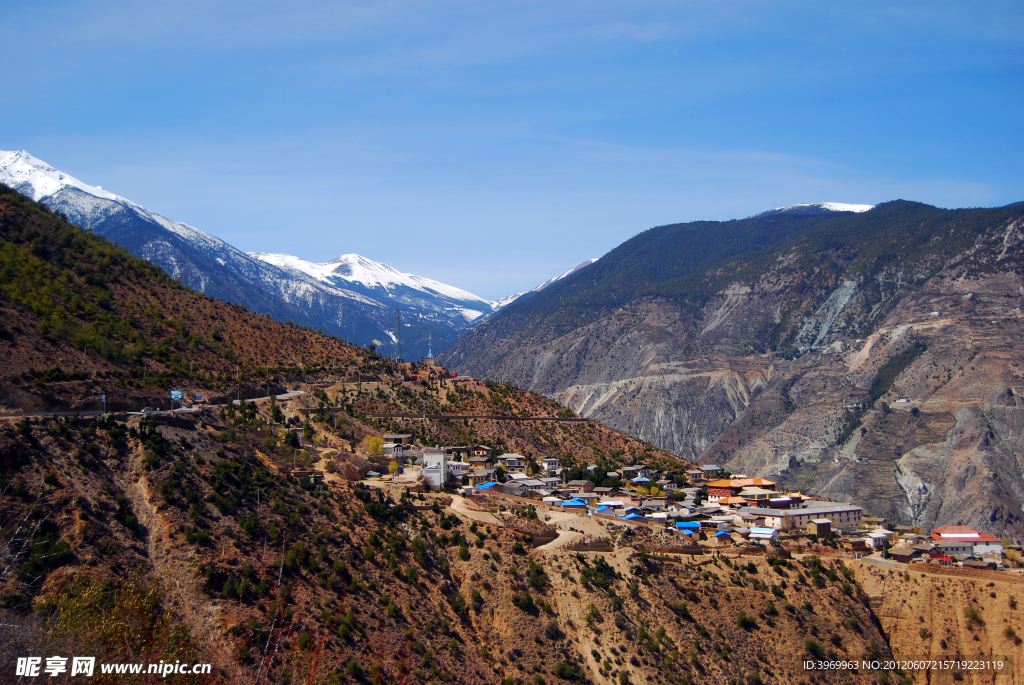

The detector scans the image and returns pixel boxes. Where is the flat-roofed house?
[418,448,448,468]
[382,442,405,458]
[640,497,667,511]
[447,461,470,478]
[542,457,561,474]
[701,465,723,479]
[467,469,495,486]
[502,481,528,497]
[739,486,773,504]
[807,519,831,537]
[888,544,921,564]
[865,529,893,549]
[620,465,652,480]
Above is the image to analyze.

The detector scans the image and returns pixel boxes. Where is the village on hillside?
[349,432,1018,573]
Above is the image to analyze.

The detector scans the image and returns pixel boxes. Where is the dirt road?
[448,494,503,526]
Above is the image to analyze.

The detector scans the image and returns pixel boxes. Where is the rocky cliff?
[442,202,1024,541]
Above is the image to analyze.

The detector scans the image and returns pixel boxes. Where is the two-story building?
[497,453,527,474]
[930,525,1003,557]
[685,469,705,483]
[740,502,862,531]
[542,456,561,474]
[700,465,723,480]
[384,433,414,445]
[467,469,496,487]
[621,464,653,481]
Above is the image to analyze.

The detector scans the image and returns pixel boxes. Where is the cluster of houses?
[374,438,1009,567]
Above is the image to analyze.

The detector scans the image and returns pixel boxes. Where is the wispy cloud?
[1,0,1020,298]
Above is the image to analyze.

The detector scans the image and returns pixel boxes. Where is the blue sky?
[2,1,1021,300]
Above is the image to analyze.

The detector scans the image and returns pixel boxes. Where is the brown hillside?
[1,410,896,684]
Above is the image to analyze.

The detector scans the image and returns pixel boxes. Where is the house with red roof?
[930,525,1003,557]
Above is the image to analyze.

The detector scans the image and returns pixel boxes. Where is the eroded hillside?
[1,411,897,684]
[441,202,1024,541]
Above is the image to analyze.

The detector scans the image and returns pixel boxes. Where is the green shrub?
[448,592,467,614]
[345,660,363,679]
[963,606,983,625]
[514,591,535,612]
[553,662,581,681]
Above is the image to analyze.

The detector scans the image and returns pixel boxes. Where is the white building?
[930,525,1003,557]
[866,528,893,549]
[740,502,863,531]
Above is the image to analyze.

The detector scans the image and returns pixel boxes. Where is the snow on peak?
[493,292,526,308]
[750,202,875,219]
[529,258,599,294]
[0,150,122,203]
[493,258,599,309]
[251,252,493,306]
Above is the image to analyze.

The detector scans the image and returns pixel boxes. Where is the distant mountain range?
[0,150,583,360]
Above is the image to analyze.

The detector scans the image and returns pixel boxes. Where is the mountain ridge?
[0,150,510,359]
[441,200,1024,541]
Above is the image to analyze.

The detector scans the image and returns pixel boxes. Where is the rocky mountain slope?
[0,150,506,359]
[0,186,969,684]
[0,407,894,684]
[441,201,1024,541]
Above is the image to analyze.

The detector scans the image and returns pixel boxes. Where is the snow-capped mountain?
[0,150,504,359]
[481,258,599,312]
[749,202,875,219]
[251,252,496,324]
